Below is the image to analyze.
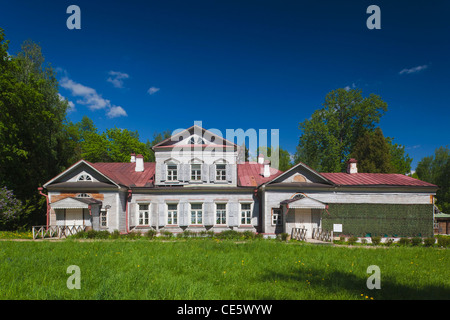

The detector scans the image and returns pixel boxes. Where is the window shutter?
[226,164,232,182]
[183,164,190,182]
[228,202,238,227]
[209,164,215,182]
[179,203,188,226]
[160,164,166,182]
[201,164,209,182]
[204,202,214,226]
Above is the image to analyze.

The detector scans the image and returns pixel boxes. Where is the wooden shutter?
[226,164,232,182]
[201,164,209,182]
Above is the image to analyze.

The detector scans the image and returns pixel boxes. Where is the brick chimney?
[135,154,144,172]
[346,158,358,174]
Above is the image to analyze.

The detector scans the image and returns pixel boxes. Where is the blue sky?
[1,0,449,170]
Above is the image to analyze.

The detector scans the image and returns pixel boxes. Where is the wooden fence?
[32,225,86,240]
[291,227,307,241]
[312,228,333,242]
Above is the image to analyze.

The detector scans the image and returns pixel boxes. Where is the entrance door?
[65,209,84,226]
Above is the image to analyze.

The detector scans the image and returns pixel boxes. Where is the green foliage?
[437,235,450,248]
[0,186,24,230]
[415,146,450,213]
[411,237,423,246]
[371,236,381,246]
[350,128,394,173]
[347,236,358,245]
[423,237,436,247]
[294,88,388,172]
[398,238,411,246]
[0,30,72,227]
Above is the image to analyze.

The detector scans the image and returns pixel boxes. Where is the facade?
[42,125,439,238]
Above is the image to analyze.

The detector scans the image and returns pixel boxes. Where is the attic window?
[189,136,205,144]
[76,193,92,198]
[77,174,92,182]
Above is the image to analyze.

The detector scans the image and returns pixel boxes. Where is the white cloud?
[147,87,160,95]
[107,71,129,88]
[399,65,428,75]
[57,93,76,113]
[106,106,127,118]
[344,83,356,91]
[60,76,127,118]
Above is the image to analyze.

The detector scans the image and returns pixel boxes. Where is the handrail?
[32,225,86,239]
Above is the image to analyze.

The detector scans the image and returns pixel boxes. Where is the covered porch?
[49,197,102,228]
[279,194,332,242]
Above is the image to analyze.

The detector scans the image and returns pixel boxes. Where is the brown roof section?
[320,172,437,187]
[237,162,284,187]
[88,162,155,188]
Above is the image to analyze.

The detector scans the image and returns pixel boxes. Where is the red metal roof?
[320,172,437,187]
[237,162,284,187]
[89,162,155,188]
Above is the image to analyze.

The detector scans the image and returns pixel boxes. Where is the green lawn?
[0,239,448,300]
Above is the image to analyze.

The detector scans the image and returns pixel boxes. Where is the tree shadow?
[259,265,450,300]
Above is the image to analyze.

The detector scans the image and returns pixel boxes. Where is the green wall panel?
[322,203,433,237]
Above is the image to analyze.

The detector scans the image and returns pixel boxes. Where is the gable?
[152,125,237,150]
[43,160,119,188]
[266,162,334,186]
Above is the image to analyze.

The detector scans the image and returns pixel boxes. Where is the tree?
[294,88,388,172]
[386,137,412,175]
[0,30,71,226]
[258,146,293,172]
[415,146,450,213]
[0,186,24,230]
[350,128,394,173]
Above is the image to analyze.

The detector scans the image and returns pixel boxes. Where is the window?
[216,203,227,225]
[77,174,92,181]
[216,164,226,181]
[190,203,203,225]
[241,203,252,225]
[167,203,178,225]
[76,193,91,198]
[138,204,149,225]
[167,164,178,181]
[100,209,107,228]
[191,164,201,181]
[272,208,282,226]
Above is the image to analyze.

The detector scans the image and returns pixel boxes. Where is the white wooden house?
[41,125,438,238]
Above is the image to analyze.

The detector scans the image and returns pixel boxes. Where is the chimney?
[258,153,264,164]
[346,158,358,174]
[263,160,271,178]
[135,154,144,172]
[130,153,136,163]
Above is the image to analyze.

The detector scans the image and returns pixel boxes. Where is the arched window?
[77,174,92,182]
[76,193,92,198]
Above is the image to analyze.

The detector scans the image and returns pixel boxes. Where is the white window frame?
[167,203,178,225]
[190,203,203,225]
[272,208,282,226]
[191,163,202,181]
[215,163,226,181]
[167,164,178,181]
[240,202,253,226]
[100,209,108,228]
[215,203,227,225]
[138,203,150,226]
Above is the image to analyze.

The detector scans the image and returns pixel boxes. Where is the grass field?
[0,239,448,300]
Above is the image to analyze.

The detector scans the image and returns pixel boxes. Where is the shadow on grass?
[261,266,450,300]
